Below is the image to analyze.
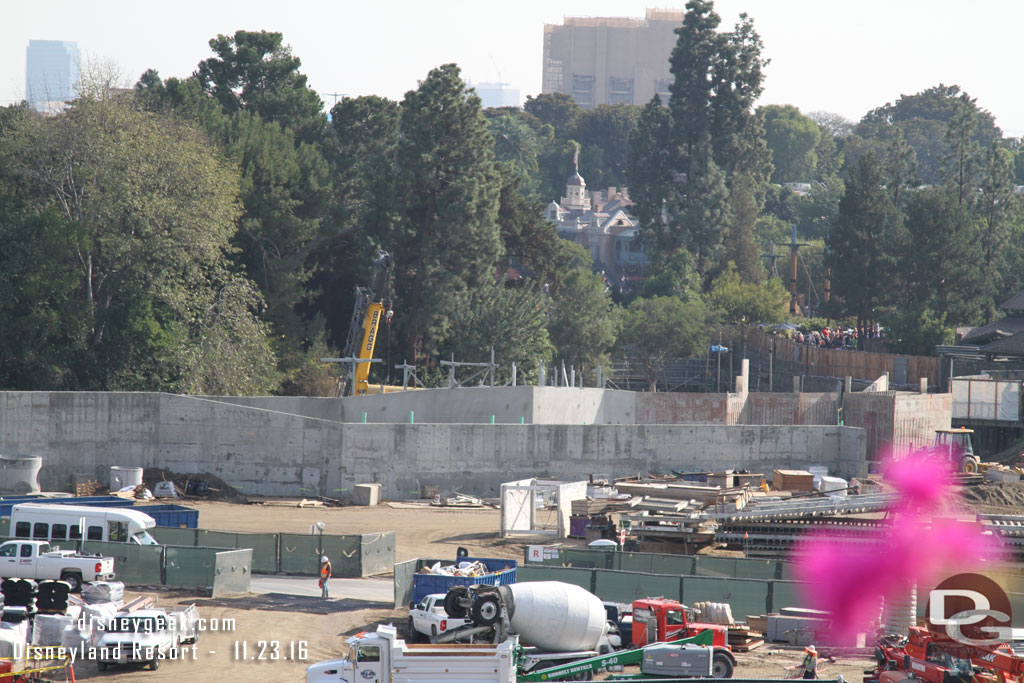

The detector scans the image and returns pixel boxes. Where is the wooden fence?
[745,326,940,387]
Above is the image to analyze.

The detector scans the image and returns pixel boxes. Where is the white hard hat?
[321,555,329,563]
[806,645,816,654]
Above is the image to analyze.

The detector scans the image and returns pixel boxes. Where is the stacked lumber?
[727,624,764,652]
[570,498,634,516]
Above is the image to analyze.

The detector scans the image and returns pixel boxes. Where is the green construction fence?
[516,565,807,622]
[523,547,793,580]
[151,527,395,577]
[79,539,252,596]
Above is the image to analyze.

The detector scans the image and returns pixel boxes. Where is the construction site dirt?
[73,502,876,682]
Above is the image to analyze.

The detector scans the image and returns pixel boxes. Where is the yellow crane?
[339,251,393,396]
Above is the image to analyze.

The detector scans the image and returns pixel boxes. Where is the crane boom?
[340,251,393,396]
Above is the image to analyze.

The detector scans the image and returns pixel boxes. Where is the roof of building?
[976,330,1024,356]
[1001,290,1024,312]
[959,315,1024,345]
[567,171,585,186]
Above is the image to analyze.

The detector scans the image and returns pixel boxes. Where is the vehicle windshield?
[131,530,157,545]
[108,617,165,633]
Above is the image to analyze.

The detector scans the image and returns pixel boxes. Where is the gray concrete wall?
[0,392,867,499]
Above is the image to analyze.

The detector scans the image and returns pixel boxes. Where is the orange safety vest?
[320,562,331,578]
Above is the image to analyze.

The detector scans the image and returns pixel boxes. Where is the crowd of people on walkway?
[768,324,885,351]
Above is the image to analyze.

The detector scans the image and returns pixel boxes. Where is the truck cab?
[306,625,517,683]
[628,598,735,678]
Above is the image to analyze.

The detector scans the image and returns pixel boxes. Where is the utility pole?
[324,92,348,107]
[776,224,809,316]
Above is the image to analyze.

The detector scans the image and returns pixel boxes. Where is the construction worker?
[800,645,818,679]
[319,555,332,599]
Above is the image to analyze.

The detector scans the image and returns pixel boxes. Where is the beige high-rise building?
[542,9,683,109]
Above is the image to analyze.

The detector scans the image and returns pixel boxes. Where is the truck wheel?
[472,596,501,626]
[60,572,83,593]
[443,587,469,619]
[961,456,979,474]
[150,659,160,671]
[712,652,734,678]
[406,617,419,643]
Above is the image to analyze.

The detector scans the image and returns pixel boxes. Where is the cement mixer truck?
[440,583,735,678]
[306,582,735,682]
[438,581,622,674]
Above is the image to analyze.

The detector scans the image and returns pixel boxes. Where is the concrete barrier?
[0,391,868,498]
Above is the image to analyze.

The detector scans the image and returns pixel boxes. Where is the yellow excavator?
[340,251,393,396]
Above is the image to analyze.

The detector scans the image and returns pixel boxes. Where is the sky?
[3,0,1024,136]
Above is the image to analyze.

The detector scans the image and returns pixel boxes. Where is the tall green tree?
[523,93,580,140]
[616,296,709,391]
[761,104,821,183]
[896,188,984,327]
[389,64,502,366]
[196,30,326,144]
[304,95,401,349]
[445,281,553,383]
[708,263,788,323]
[827,153,904,334]
[573,104,642,189]
[859,84,1000,184]
[0,93,276,393]
[628,97,674,252]
[942,95,981,206]
[495,168,586,295]
[882,127,919,205]
[630,0,769,273]
[547,268,617,371]
[723,173,763,282]
[977,142,1019,322]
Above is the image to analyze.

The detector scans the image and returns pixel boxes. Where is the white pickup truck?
[95,606,200,671]
[408,593,470,641]
[0,540,114,591]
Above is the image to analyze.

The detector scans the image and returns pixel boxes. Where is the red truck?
[624,598,736,678]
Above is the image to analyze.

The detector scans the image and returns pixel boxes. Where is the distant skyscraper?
[475,82,521,109]
[542,9,682,109]
[26,40,81,113]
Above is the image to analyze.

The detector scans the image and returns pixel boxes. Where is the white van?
[10,504,159,545]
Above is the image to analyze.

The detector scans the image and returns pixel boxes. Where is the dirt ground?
[67,501,873,682]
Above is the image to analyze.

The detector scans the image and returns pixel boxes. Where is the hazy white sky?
[4,1,1023,135]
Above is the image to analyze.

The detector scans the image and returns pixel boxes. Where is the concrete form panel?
[635,393,728,425]
[892,393,953,454]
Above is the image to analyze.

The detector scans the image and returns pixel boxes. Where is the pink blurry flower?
[794,449,1002,643]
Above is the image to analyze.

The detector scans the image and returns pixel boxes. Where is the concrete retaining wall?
[0,392,866,499]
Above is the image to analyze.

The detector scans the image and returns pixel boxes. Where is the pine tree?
[627,97,674,252]
[724,173,763,283]
[390,64,503,366]
[828,153,904,335]
[942,95,981,206]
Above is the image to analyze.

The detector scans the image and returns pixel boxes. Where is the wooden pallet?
[731,639,764,652]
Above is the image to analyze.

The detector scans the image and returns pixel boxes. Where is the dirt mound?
[143,468,248,504]
[960,481,1024,510]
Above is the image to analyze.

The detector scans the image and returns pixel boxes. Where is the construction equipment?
[440,583,735,679]
[932,428,980,474]
[863,625,1024,683]
[339,250,393,397]
[306,623,718,683]
[625,598,735,678]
